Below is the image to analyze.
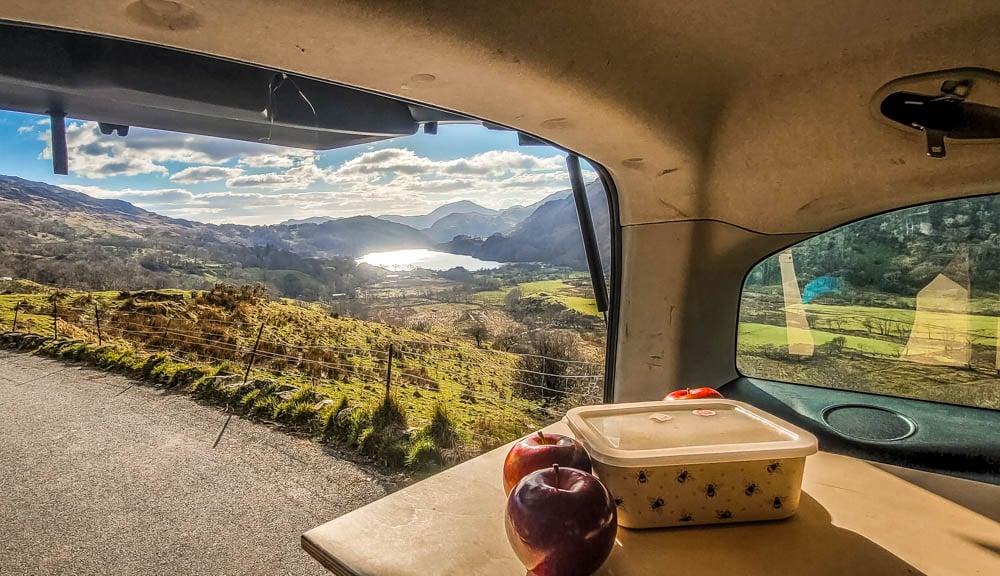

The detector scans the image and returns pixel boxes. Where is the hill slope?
[440,180,610,269]
[424,212,519,243]
[0,175,195,233]
[498,189,572,222]
[278,216,431,257]
[0,175,392,297]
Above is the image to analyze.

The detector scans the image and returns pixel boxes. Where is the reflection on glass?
[779,250,814,356]
[901,251,971,367]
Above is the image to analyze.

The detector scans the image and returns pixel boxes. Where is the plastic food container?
[565,399,818,529]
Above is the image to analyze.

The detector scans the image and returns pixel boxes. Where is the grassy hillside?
[0,282,603,471]
[473,278,601,317]
[0,175,406,299]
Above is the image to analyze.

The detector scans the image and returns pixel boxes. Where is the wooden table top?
[302,421,1000,576]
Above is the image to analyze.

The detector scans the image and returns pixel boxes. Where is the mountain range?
[378,200,498,230]
[0,174,609,297]
[440,179,610,269]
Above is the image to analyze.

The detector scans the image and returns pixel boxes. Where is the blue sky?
[0,110,590,225]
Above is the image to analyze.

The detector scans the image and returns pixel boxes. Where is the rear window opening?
[0,23,617,474]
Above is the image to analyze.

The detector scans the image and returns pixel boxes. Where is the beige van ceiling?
[2,0,999,232]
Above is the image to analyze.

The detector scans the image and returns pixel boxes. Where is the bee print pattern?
[602,458,802,527]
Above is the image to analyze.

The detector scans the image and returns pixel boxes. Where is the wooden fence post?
[243,323,265,384]
[52,301,58,338]
[11,302,19,332]
[94,303,102,346]
[385,342,394,397]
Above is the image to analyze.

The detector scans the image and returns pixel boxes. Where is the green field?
[805,303,999,346]
[472,279,601,317]
[738,322,904,356]
[738,297,1000,410]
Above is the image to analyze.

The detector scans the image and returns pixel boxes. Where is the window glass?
[738,195,1000,410]
[0,109,612,469]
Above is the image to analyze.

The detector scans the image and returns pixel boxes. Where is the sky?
[0,110,593,225]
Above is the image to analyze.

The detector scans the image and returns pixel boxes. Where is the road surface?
[0,349,389,575]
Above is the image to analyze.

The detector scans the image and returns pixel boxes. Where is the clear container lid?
[565,399,818,467]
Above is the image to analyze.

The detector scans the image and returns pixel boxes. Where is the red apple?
[503,431,592,494]
[505,464,617,576]
[664,387,724,401]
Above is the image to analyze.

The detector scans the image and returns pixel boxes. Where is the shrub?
[345,408,372,444]
[275,399,319,430]
[426,402,458,450]
[371,395,408,432]
[289,385,321,404]
[191,376,222,401]
[359,426,408,468]
[817,336,848,357]
[344,396,410,468]
[407,437,443,471]
[140,353,168,379]
[58,341,89,361]
[240,388,261,409]
[170,366,210,387]
[249,394,281,420]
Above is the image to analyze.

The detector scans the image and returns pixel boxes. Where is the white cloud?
[228,173,295,187]
[226,153,324,190]
[16,126,34,134]
[170,166,244,184]
[36,121,312,180]
[330,148,563,180]
[238,151,310,168]
[38,125,587,224]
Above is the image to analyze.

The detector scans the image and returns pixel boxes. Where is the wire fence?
[4,298,606,447]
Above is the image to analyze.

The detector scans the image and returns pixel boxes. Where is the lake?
[358,249,505,272]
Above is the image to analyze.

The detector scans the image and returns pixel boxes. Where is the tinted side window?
[738,195,1000,410]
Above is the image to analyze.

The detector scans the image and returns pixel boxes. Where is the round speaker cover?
[821,404,916,442]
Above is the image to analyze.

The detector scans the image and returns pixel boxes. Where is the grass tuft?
[426,402,458,450]
[407,437,443,471]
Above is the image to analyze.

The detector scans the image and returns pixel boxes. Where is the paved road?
[0,350,390,576]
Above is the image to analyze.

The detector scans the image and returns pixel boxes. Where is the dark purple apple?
[505,464,618,576]
[503,431,593,495]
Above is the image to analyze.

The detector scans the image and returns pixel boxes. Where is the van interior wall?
[614,221,809,401]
